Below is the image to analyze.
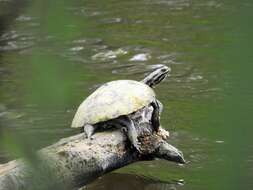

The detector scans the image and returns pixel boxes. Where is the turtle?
[71,65,170,151]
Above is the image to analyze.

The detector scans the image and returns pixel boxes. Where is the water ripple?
[0,30,34,52]
[129,53,151,62]
[100,17,123,24]
[91,48,128,61]
[16,15,33,22]
[0,40,33,52]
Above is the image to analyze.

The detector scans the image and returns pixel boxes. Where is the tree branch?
[0,129,184,190]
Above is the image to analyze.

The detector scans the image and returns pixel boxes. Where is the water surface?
[0,0,252,189]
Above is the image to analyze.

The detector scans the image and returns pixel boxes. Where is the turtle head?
[142,65,171,88]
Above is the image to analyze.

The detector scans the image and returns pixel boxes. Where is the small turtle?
[71,65,170,150]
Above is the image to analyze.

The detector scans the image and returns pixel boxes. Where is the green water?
[0,0,253,189]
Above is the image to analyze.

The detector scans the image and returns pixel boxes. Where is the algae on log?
[0,129,185,190]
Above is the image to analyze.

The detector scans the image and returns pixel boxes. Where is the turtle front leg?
[116,116,141,152]
[151,100,169,139]
[150,100,161,132]
[83,124,96,139]
[156,99,163,115]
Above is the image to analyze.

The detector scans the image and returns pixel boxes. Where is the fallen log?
[0,128,184,190]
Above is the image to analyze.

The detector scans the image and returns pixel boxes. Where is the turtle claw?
[83,132,88,139]
[133,140,142,152]
[86,133,95,140]
[83,131,94,140]
[135,146,141,152]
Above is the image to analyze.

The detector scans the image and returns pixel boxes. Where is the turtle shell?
[71,80,155,128]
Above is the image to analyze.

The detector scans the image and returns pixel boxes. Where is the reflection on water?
[0,0,252,189]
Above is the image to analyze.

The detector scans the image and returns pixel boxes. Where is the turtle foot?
[120,127,141,152]
[83,124,95,140]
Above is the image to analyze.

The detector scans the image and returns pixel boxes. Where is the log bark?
[0,129,184,190]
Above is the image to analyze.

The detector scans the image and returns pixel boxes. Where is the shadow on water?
[86,173,183,190]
